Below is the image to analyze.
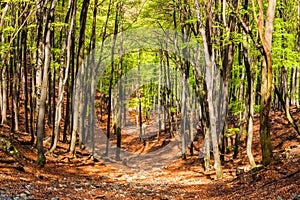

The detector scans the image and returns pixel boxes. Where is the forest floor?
[0,108,300,199]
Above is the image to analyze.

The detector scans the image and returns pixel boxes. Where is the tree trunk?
[49,0,74,153]
[21,13,30,134]
[105,1,119,156]
[35,0,45,114]
[158,49,163,138]
[274,84,300,135]
[195,0,223,178]
[219,0,238,162]
[252,0,276,166]
[70,0,89,156]
[233,68,245,159]
[87,0,98,155]
[12,41,19,132]
[244,44,257,168]
[36,0,58,166]
[1,65,7,125]
[0,3,8,125]
[116,14,123,160]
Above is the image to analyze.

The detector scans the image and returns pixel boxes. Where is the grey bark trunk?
[0,4,8,124]
[49,0,74,153]
[195,0,223,178]
[70,0,89,155]
[36,0,58,166]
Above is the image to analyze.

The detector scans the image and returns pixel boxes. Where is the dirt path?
[0,109,300,199]
[0,138,299,199]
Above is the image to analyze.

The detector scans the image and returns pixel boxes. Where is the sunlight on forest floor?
[0,109,300,199]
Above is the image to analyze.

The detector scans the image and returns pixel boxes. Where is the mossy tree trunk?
[252,0,276,166]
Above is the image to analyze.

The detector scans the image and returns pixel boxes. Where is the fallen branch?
[261,169,300,188]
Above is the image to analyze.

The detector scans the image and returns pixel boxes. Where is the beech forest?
[0,0,300,199]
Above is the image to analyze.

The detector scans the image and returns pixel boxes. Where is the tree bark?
[195,0,223,178]
[0,3,9,124]
[244,46,257,168]
[49,0,74,153]
[36,0,58,166]
[252,0,276,166]
[70,0,90,155]
[116,13,123,160]
[105,1,120,156]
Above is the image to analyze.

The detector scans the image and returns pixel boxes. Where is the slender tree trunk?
[296,2,300,108]
[63,5,76,143]
[105,1,119,156]
[244,45,257,168]
[296,67,300,108]
[158,49,163,138]
[116,15,123,160]
[21,15,30,134]
[195,0,223,178]
[36,0,58,166]
[283,67,300,135]
[29,39,35,144]
[218,0,238,163]
[0,3,8,125]
[35,0,45,116]
[0,3,8,124]
[1,65,7,125]
[137,51,143,140]
[233,68,245,159]
[252,0,276,166]
[70,0,90,155]
[12,44,19,132]
[49,0,74,153]
[180,74,187,160]
[87,0,98,155]
[291,67,297,105]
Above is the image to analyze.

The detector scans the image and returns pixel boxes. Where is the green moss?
[0,137,21,157]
